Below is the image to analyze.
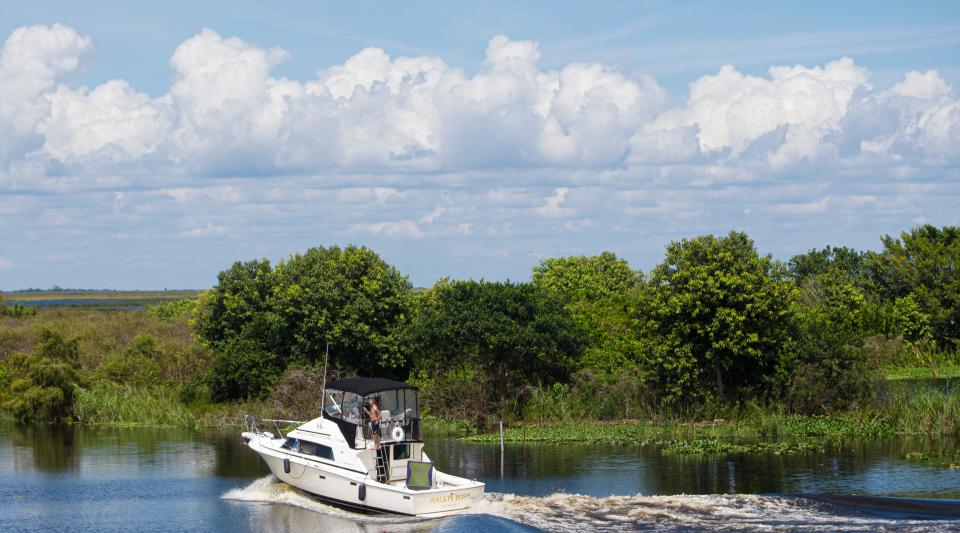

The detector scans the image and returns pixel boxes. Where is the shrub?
[523,370,655,423]
[178,374,211,404]
[96,334,163,386]
[36,329,81,364]
[3,355,78,423]
[146,299,196,322]
[208,337,280,401]
[0,304,37,318]
[408,364,494,425]
[267,365,329,421]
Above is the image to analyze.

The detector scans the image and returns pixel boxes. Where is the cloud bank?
[1,24,956,182]
[0,24,957,289]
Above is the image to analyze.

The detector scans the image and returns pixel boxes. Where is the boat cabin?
[322,377,424,483]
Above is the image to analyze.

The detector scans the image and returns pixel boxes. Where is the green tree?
[868,225,960,347]
[270,245,413,372]
[405,280,586,417]
[532,252,642,305]
[2,350,79,423]
[787,271,878,412]
[193,258,277,353]
[890,294,934,343]
[532,252,645,374]
[195,246,413,400]
[645,231,796,404]
[788,245,871,290]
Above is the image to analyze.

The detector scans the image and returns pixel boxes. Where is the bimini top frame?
[325,377,417,397]
[322,377,422,448]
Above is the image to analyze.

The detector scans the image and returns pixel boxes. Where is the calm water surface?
[2,421,960,531]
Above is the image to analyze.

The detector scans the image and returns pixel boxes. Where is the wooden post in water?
[499,420,505,478]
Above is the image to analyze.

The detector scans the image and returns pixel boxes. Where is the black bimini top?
[325,377,417,396]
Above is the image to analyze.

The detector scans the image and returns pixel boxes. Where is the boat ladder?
[375,447,388,483]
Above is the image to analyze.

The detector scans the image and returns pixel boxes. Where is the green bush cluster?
[146,299,196,321]
[0,307,211,425]
[0,293,37,318]
[1,331,79,423]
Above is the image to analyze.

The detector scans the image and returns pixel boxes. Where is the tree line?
[192,224,960,424]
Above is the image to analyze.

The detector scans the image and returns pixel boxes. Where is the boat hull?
[248,434,484,516]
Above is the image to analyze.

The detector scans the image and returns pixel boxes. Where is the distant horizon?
[0,225,912,292]
[1,1,958,290]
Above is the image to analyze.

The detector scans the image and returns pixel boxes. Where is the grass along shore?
[5,376,959,465]
[460,385,960,457]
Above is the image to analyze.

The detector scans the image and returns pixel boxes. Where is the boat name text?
[429,492,473,505]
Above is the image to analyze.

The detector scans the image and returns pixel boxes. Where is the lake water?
[5,299,147,311]
[2,421,960,531]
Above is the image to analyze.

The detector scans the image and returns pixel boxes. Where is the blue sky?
[0,1,959,289]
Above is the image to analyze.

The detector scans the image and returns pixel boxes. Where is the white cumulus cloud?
[0,24,956,184]
[0,23,90,170]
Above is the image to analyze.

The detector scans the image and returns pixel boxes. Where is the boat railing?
[243,415,306,439]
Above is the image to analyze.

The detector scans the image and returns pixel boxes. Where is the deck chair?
[406,461,434,490]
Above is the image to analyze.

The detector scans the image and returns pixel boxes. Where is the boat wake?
[494,492,960,532]
[222,476,435,525]
[224,477,960,532]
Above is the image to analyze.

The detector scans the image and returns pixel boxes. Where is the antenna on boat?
[320,341,331,416]
[321,342,330,394]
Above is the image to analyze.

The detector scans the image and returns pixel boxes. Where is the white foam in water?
[491,492,960,532]
[224,477,960,532]
[222,476,432,526]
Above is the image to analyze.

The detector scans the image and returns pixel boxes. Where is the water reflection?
[1,422,267,479]
[10,424,79,472]
[426,436,960,498]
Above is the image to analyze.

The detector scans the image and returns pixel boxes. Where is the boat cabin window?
[299,440,334,461]
[280,438,333,461]
[321,380,422,446]
[392,443,410,460]
[375,388,420,421]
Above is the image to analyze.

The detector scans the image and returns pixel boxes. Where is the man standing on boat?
[364,397,382,450]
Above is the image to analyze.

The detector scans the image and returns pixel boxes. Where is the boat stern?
[409,481,486,516]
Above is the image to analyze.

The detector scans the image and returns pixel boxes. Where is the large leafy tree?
[270,245,413,371]
[645,232,796,403]
[195,245,413,400]
[787,270,877,412]
[406,280,586,408]
[788,245,872,290]
[532,252,645,373]
[868,225,960,347]
[193,258,277,353]
[532,252,642,305]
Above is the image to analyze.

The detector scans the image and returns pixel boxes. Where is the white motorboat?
[241,377,485,517]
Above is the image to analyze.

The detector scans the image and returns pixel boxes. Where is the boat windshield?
[374,387,420,421]
[323,390,364,424]
[323,385,422,445]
